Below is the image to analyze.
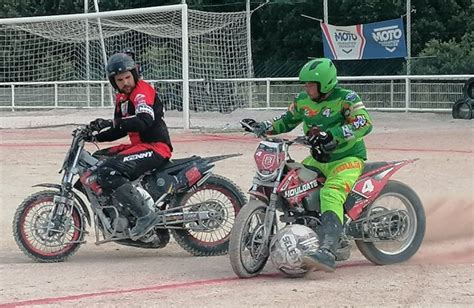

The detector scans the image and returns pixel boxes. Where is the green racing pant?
[302,156,365,224]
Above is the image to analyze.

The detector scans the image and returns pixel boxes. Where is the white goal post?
[0,4,254,129]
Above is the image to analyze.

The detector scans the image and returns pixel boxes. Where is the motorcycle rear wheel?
[170,175,246,256]
[12,190,85,263]
[229,200,274,278]
[355,180,426,265]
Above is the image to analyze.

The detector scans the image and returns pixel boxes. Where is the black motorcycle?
[12,126,246,262]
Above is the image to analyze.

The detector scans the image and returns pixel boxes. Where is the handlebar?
[71,125,97,143]
[239,120,310,147]
[73,125,92,135]
[239,119,257,133]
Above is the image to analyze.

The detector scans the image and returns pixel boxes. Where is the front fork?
[257,193,278,258]
[47,191,77,236]
[258,161,286,255]
[263,194,277,240]
[49,160,77,229]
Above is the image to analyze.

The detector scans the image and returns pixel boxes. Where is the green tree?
[410,1,473,74]
[411,30,474,74]
[0,0,18,17]
[2,0,472,77]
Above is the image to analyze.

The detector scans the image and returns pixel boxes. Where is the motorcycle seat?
[161,156,201,171]
[302,161,390,180]
[362,161,389,174]
[143,156,203,177]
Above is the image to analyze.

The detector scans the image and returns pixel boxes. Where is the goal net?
[0,5,255,126]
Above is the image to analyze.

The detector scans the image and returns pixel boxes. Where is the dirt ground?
[0,111,473,307]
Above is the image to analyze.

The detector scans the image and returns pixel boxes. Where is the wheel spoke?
[182,185,238,244]
[369,193,418,255]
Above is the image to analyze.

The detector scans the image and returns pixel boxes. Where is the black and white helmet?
[106,53,139,90]
[269,224,319,277]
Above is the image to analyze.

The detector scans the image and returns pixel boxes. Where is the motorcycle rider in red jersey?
[83,52,172,240]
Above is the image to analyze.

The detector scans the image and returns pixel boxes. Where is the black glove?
[306,128,338,162]
[89,118,113,132]
[240,118,272,137]
[82,129,97,143]
[306,128,337,152]
[241,118,257,132]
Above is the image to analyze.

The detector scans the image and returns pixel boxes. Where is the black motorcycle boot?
[113,183,157,240]
[303,211,343,272]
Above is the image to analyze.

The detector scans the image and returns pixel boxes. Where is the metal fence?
[0,75,472,113]
[243,75,472,112]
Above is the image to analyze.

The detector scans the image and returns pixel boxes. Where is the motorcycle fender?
[347,159,418,220]
[179,162,214,190]
[32,183,91,226]
[248,190,269,203]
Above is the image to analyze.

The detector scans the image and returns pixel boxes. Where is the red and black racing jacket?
[96,80,173,158]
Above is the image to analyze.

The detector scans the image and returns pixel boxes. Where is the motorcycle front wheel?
[229,200,275,278]
[12,190,85,263]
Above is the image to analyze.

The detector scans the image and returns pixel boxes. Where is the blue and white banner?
[321,18,407,60]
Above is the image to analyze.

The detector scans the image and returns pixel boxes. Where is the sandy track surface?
[0,111,473,306]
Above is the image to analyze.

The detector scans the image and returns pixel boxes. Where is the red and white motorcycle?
[229,121,426,278]
[13,126,247,263]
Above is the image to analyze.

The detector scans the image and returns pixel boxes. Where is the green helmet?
[298,58,338,94]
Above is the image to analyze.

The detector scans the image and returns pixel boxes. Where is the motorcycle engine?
[113,216,130,233]
[101,205,130,233]
[143,173,176,201]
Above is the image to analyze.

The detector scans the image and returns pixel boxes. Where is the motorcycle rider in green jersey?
[243,58,373,272]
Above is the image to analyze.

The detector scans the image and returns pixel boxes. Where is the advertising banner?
[321,18,407,60]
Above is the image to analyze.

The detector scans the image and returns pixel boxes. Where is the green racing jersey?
[271,87,373,162]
